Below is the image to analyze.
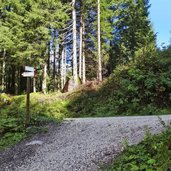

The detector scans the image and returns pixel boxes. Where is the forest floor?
[0,115,171,171]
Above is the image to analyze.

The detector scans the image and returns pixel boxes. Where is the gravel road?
[0,115,171,171]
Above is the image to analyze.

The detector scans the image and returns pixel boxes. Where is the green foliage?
[0,93,13,107]
[0,132,25,151]
[67,47,171,117]
[0,0,70,94]
[105,126,171,171]
[0,0,69,65]
[0,93,69,150]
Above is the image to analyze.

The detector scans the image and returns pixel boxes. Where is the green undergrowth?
[67,54,171,117]
[104,122,171,171]
[1,50,171,150]
[0,92,70,151]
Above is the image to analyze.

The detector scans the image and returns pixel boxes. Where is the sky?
[149,0,171,47]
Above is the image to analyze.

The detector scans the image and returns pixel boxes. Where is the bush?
[105,126,171,171]
[0,93,13,107]
[0,93,68,150]
[68,52,171,117]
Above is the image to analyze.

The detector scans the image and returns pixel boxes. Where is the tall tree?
[82,20,86,84]
[72,0,78,88]
[97,0,102,82]
[0,0,69,94]
[79,13,83,80]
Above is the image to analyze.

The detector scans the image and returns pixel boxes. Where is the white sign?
[25,66,34,72]
[22,72,34,77]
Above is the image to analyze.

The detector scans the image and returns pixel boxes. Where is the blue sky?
[149,0,171,47]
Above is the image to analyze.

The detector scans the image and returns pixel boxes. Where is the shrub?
[105,126,171,171]
[0,93,13,107]
[68,52,171,117]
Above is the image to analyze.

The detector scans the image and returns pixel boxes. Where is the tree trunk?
[15,65,19,95]
[72,0,78,88]
[82,20,86,84]
[109,40,114,75]
[42,63,47,94]
[2,49,6,92]
[79,14,83,80]
[11,65,16,94]
[33,77,36,93]
[53,30,57,91]
[17,65,21,95]
[64,48,67,86]
[47,41,51,75]
[97,0,102,82]
[61,47,65,90]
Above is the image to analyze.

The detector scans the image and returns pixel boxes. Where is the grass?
[0,76,171,151]
[66,82,171,118]
[0,92,70,151]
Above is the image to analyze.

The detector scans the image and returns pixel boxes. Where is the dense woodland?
[0,0,158,94]
[1,1,171,169]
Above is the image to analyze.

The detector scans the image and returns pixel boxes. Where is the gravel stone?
[0,115,171,171]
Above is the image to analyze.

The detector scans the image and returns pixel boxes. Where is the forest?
[0,0,171,170]
[1,0,171,113]
[0,0,158,93]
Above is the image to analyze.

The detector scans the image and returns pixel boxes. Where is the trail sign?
[22,72,34,77]
[22,66,35,78]
[21,66,35,127]
[25,66,34,72]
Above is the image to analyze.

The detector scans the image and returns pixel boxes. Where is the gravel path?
[0,115,171,171]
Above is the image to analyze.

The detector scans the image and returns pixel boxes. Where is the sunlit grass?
[0,92,70,150]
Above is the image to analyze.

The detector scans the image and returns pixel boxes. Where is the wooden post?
[22,66,34,127]
[25,77,30,127]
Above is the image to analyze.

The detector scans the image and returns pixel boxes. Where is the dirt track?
[0,115,171,171]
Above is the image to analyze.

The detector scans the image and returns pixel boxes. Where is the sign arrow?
[22,72,34,77]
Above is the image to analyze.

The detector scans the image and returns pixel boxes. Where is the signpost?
[22,66,35,127]
[25,66,34,72]
[22,72,34,77]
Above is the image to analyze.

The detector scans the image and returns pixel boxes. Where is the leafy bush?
[105,126,171,171]
[0,132,25,150]
[0,93,13,107]
[68,51,171,117]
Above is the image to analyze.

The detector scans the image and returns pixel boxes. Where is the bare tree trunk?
[47,41,51,75]
[64,48,67,86]
[72,0,78,88]
[33,77,36,93]
[2,49,6,92]
[17,65,21,95]
[82,20,86,84]
[15,66,19,95]
[55,35,60,91]
[79,14,83,80]
[53,54,56,89]
[42,63,47,94]
[11,65,16,94]
[97,0,102,82]
[61,47,65,90]
[53,30,57,91]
